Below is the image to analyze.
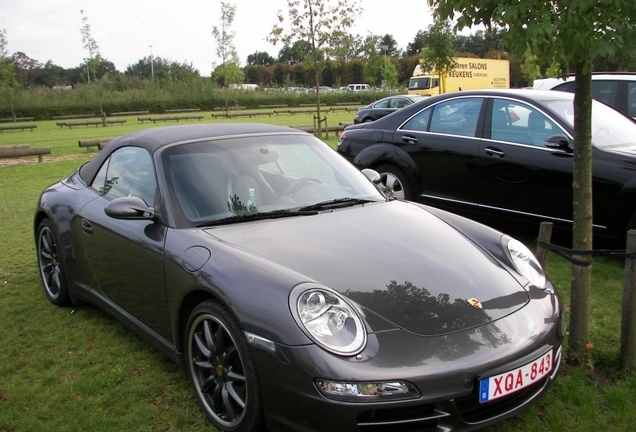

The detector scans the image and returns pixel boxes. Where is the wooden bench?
[258,104,288,109]
[287,108,318,115]
[223,111,275,119]
[165,108,200,113]
[0,117,35,123]
[0,144,51,162]
[214,106,246,111]
[291,122,350,138]
[0,124,37,133]
[336,102,360,105]
[329,105,362,112]
[109,110,149,117]
[52,114,96,120]
[78,138,114,152]
[139,115,204,124]
[56,119,127,129]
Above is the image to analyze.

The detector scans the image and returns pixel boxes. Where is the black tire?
[185,300,264,432]
[375,164,412,200]
[36,218,71,306]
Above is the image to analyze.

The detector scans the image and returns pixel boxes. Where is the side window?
[91,147,156,205]
[401,107,432,132]
[401,98,484,136]
[629,83,636,118]
[429,97,484,137]
[491,99,563,146]
[374,99,391,108]
[392,98,410,108]
[591,80,619,107]
[553,81,575,93]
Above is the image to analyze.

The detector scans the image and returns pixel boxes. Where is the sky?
[0,0,435,77]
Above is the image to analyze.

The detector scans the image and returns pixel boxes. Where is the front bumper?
[249,294,565,432]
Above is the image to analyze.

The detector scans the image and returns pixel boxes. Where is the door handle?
[81,219,93,234]
[484,146,505,157]
[401,135,418,144]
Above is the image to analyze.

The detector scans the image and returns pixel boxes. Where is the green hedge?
[0,83,396,120]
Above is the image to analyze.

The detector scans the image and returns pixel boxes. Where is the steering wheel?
[282,177,323,196]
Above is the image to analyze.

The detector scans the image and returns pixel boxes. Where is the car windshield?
[408,77,430,90]
[545,99,636,149]
[161,133,384,226]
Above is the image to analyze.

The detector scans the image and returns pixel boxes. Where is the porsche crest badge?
[467,298,483,310]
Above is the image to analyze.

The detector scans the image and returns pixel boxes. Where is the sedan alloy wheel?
[37,219,71,305]
[376,164,411,200]
[185,300,264,432]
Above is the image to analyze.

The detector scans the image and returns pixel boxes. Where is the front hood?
[206,201,529,336]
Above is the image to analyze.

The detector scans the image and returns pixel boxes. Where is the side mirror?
[361,168,382,184]
[543,134,572,151]
[361,168,390,198]
[104,196,155,220]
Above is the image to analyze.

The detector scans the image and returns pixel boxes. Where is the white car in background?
[534,73,636,119]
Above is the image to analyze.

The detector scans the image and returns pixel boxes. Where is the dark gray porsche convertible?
[34,123,565,432]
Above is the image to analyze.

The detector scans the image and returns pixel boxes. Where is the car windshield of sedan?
[161,133,384,226]
[545,99,636,149]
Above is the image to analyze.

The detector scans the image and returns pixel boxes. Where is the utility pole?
[149,45,154,79]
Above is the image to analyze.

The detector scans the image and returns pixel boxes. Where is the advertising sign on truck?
[408,57,510,96]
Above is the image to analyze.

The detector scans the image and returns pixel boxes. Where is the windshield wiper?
[298,198,377,212]
[197,209,318,227]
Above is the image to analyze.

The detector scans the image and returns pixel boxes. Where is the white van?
[347,83,371,91]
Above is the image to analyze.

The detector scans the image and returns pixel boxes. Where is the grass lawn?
[0,112,634,431]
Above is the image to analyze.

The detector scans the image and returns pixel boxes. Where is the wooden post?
[620,229,636,371]
[535,222,553,268]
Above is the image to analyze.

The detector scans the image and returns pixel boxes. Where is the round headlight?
[291,285,366,356]
[506,238,547,288]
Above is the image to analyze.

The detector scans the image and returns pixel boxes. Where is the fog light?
[315,379,419,402]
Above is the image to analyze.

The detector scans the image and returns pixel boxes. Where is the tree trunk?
[315,67,323,139]
[621,230,636,371]
[568,60,594,364]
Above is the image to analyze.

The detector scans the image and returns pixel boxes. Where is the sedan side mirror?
[104,196,155,220]
[361,168,382,184]
[543,134,573,152]
[361,168,390,199]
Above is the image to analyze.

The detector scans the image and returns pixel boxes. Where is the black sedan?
[338,89,636,245]
[353,94,427,124]
[35,123,564,432]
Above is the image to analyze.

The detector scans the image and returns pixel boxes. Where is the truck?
[407,57,510,96]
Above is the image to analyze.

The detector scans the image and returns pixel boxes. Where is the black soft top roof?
[78,123,300,184]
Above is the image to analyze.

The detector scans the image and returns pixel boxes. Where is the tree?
[30,61,70,87]
[79,9,109,124]
[0,29,18,118]
[419,18,457,94]
[382,57,399,88]
[363,48,383,86]
[212,2,243,108]
[430,0,636,364]
[276,41,313,65]
[379,34,400,57]
[79,10,99,84]
[10,52,42,88]
[519,49,542,85]
[125,56,155,80]
[125,57,199,81]
[328,33,364,61]
[246,51,275,67]
[348,58,365,83]
[268,0,363,137]
[454,29,505,58]
[406,30,427,57]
